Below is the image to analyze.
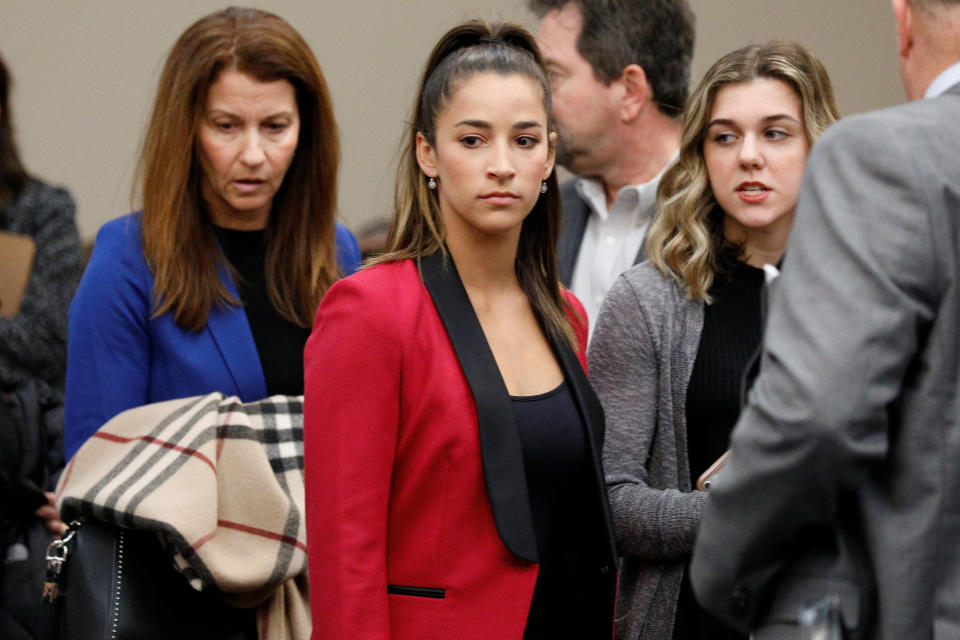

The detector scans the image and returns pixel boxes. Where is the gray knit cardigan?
[588,261,708,640]
[0,180,82,389]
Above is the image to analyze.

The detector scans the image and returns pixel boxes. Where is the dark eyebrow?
[453,120,545,130]
[455,119,492,129]
[706,118,736,129]
[707,114,801,128]
[759,114,801,126]
[207,108,296,120]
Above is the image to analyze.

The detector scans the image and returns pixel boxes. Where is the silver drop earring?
[427,177,437,190]
[540,181,548,194]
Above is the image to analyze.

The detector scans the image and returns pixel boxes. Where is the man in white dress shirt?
[528,0,695,333]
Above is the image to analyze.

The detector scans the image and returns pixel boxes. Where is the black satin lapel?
[551,335,618,563]
[420,252,538,563]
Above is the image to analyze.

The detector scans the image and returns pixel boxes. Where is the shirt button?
[605,235,616,246]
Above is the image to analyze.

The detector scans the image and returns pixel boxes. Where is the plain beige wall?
[0,1,902,242]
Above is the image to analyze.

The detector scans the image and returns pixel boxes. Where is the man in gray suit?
[528,0,694,332]
[690,1,960,638]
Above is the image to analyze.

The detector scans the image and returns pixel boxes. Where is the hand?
[34,492,67,539]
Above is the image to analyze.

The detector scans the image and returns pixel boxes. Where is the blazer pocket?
[387,584,446,599]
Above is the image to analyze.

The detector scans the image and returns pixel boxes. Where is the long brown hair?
[136,6,340,331]
[375,20,576,349]
[647,39,840,301]
[0,51,30,209]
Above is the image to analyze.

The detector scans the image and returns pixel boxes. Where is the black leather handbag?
[40,517,257,640]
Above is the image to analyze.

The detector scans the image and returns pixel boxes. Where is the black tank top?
[512,381,592,639]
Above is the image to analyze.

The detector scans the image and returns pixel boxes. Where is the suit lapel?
[632,201,659,266]
[205,261,268,401]
[558,183,590,287]
[420,252,538,563]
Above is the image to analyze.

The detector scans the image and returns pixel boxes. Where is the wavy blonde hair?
[646,39,840,301]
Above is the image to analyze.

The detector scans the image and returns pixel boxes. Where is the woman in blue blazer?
[64,8,360,460]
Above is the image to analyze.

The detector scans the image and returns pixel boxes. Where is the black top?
[214,226,310,396]
[512,381,593,639]
[676,258,763,640]
[685,258,765,479]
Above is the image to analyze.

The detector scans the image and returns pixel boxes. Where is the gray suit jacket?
[557,179,648,287]
[691,82,960,640]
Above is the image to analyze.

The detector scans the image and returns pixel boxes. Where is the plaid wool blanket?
[56,393,310,640]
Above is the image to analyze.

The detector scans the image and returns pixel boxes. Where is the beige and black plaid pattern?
[56,393,310,640]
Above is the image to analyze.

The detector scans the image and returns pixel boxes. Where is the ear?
[618,64,651,122]
[544,131,558,180]
[892,0,913,58]
[415,131,438,178]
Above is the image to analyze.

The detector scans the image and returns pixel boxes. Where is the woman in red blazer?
[303,20,616,640]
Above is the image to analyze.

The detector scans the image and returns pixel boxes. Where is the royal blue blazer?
[64,213,361,460]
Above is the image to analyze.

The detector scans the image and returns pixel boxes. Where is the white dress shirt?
[570,168,666,340]
[925,60,960,99]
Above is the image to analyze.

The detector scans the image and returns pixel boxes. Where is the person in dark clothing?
[1,50,82,393]
[0,50,79,640]
[587,40,839,640]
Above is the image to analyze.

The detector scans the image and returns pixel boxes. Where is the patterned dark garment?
[0,180,82,390]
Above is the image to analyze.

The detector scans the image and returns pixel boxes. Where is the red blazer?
[304,254,616,640]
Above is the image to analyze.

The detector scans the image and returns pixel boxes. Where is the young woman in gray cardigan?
[587,41,839,640]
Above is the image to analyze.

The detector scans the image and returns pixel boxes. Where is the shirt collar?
[574,154,676,223]
[925,60,960,99]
